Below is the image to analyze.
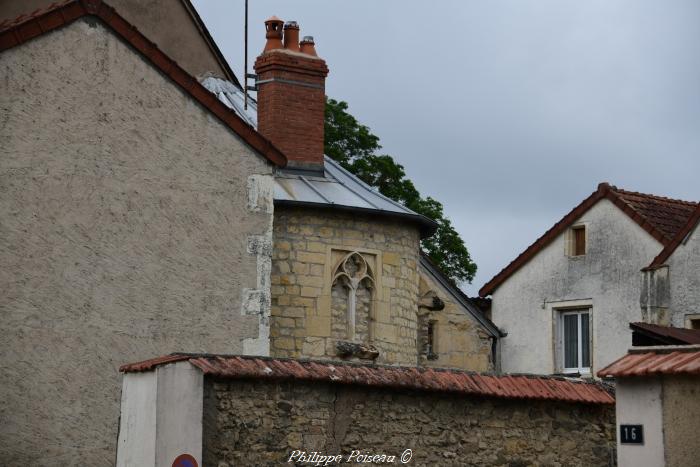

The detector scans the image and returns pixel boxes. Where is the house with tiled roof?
[0,1,285,464]
[479,182,698,377]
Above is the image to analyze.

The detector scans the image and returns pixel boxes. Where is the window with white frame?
[558,309,591,374]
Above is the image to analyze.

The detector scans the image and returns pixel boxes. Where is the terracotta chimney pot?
[255,19,329,171]
[263,16,284,51]
[299,36,317,56]
[283,21,300,52]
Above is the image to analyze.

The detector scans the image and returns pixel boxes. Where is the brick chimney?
[255,18,329,171]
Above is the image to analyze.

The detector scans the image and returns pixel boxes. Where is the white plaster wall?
[491,199,663,374]
[667,223,700,327]
[616,378,665,467]
[116,372,158,467]
[155,362,204,467]
[117,362,203,467]
[0,19,274,465]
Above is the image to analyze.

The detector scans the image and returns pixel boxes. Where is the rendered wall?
[270,207,421,365]
[491,199,663,374]
[116,362,204,467]
[666,225,700,327]
[661,376,700,467]
[0,20,273,465]
[203,378,616,466]
[615,378,665,467]
[0,0,229,80]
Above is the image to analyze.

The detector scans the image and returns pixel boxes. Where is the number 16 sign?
[620,424,644,445]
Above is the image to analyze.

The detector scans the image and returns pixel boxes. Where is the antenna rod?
[244,0,248,110]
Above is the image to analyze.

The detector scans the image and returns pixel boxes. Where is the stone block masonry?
[270,206,422,365]
[203,378,616,466]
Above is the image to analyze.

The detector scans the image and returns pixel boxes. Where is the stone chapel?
[209,16,504,370]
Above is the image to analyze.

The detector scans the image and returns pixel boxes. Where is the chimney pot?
[283,21,300,52]
[255,19,328,171]
[299,36,317,56]
[263,16,284,52]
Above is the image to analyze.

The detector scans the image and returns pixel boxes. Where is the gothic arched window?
[331,252,374,342]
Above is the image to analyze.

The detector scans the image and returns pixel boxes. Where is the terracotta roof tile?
[598,345,700,378]
[646,204,700,269]
[614,188,697,241]
[121,354,615,404]
[480,183,697,296]
[0,0,286,167]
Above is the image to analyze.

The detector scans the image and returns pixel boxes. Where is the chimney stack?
[255,18,329,171]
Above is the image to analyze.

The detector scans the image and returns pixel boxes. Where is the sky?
[192,0,700,295]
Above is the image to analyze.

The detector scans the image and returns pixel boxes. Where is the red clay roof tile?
[121,354,615,404]
[598,345,700,378]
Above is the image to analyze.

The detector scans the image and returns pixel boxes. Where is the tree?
[325,98,477,284]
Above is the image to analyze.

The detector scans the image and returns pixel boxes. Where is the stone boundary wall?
[203,378,616,466]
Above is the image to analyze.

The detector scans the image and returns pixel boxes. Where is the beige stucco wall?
[0,0,229,80]
[418,270,494,371]
[662,375,700,467]
[270,207,422,365]
[491,199,663,375]
[0,19,273,466]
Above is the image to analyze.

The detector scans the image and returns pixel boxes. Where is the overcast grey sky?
[193,0,700,295]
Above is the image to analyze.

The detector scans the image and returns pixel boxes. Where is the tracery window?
[331,252,374,342]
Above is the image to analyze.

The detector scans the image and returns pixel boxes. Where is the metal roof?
[122,354,614,404]
[630,322,700,345]
[597,345,700,378]
[201,77,436,236]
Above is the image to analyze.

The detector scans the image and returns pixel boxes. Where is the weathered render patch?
[241,173,275,356]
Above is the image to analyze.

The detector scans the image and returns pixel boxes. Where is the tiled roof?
[630,322,700,345]
[598,345,700,378]
[646,204,700,270]
[121,354,615,405]
[201,76,438,238]
[0,0,286,167]
[614,189,697,241]
[480,183,697,297]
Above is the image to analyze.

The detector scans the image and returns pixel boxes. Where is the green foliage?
[324,98,477,284]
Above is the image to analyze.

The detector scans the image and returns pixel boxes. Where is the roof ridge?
[121,353,614,404]
[480,182,697,296]
[612,187,697,206]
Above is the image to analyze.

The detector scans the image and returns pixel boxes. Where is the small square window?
[570,225,586,256]
[558,309,591,374]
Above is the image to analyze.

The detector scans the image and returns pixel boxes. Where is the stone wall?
[0,20,273,466]
[203,378,616,466]
[418,271,494,371]
[270,207,422,365]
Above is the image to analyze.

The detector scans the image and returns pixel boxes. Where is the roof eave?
[274,199,438,238]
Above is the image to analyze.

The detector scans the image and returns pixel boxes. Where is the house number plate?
[620,424,644,444]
